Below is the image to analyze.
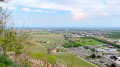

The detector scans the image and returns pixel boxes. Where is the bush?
[110,63,116,67]
[84,46,89,49]
[97,55,102,58]
[90,54,96,58]
[48,55,56,64]
[85,56,90,59]
[0,52,21,67]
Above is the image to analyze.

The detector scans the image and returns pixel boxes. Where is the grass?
[69,38,105,46]
[31,31,51,35]
[54,53,96,67]
[33,36,65,43]
[31,32,60,35]
[24,43,47,54]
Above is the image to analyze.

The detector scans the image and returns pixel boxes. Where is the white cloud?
[21,8,31,12]
[21,8,55,13]
[33,10,43,12]
[44,11,56,13]
[9,7,16,10]
[2,0,120,19]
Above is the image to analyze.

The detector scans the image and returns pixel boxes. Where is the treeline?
[107,32,120,39]
[84,36,120,48]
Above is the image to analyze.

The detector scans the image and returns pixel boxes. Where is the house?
[108,46,114,48]
[50,49,57,53]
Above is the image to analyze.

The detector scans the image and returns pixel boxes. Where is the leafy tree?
[110,63,116,67]
[90,54,96,58]
[0,7,29,60]
[0,52,21,67]
[48,55,56,64]
[86,55,90,59]
[84,46,89,49]
[0,6,30,66]
[91,48,95,52]
[97,55,102,58]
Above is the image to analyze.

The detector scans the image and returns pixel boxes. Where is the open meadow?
[69,38,105,46]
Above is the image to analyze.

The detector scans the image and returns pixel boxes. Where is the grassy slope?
[25,34,96,67]
[54,53,96,67]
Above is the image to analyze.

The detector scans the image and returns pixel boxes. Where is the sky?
[0,0,120,28]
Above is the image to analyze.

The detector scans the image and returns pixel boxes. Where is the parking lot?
[67,47,120,67]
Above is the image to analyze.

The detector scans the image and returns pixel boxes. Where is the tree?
[0,7,29,60]
[110,63,116,67]
[86,55,90,59]
[97,55,102,58]
[48,55,56,64]
[90,54,96,58]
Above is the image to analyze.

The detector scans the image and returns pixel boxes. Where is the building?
[50,49,57,53]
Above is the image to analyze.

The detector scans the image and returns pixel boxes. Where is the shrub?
[0,52,21,67]
[85,56,90,59]
[90,54,96,58]
[110,63,116,67]
[48,55,56,64]
[97,55,102,58]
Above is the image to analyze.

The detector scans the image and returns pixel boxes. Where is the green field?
[31,31,60,35]
[31,31,51,35]
[69,38,105,46]
[54,53,96,67]
[24,34,96,67]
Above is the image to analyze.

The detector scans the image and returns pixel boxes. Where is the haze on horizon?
[0,0,120,28]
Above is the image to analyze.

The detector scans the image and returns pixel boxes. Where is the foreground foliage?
[0,52,21,67]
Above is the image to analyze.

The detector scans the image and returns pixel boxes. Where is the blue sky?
[0,0,120,28]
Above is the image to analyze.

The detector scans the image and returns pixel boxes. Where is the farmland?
[24,32,96,67]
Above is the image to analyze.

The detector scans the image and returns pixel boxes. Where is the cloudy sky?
[0,0,120,28]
